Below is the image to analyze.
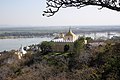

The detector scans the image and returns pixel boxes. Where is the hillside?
[0,39,120,80]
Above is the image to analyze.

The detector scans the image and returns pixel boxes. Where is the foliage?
[64,44,70,52]
[40,41,54,54]
[73,37,85,54]
[86,37,93,42]
[90,42,120,80]
[0,41,120,80]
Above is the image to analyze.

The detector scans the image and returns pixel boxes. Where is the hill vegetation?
[0,38,120,80]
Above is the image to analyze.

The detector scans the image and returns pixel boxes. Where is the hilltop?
[0,37,120,80]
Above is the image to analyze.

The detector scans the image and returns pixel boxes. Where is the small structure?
[15,45,27,59]
[84,39,88,44]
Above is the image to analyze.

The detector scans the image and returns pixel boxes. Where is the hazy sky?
[0,0,120,27]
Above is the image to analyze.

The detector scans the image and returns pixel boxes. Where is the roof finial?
[69,27,71,32]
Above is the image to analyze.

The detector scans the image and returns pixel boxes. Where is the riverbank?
[0,32,53,39]
[0,37,52,52]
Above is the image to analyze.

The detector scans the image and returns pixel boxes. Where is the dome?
[65,29,76,37]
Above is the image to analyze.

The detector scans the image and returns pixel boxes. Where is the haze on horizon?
[0,0,120,27]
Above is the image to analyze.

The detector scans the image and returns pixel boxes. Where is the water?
[0,32,120,52]
[0,37,52,52]
[0,26,120,52]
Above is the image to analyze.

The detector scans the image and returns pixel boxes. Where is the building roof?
[65,28,76,37]
[52,28,78,42]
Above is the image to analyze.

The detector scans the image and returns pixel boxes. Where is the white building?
[52,28,78,42]
[15,45,27,59]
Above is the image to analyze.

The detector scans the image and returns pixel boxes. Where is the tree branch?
[43,0,120,17]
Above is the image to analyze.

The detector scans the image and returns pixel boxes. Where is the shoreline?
[0,37,52,52]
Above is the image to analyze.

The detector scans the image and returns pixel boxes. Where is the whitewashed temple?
[52,28,78,42]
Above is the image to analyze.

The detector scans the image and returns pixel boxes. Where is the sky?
[0,0,120,27]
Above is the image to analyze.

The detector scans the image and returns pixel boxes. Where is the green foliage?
[1,41,120,80]
[40,41,54,54]
[64,44,70,52]
[91,42,120,80]
[86,37,93,42]
[73,37,85,54]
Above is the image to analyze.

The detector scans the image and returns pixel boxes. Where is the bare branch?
[43,0,120,17]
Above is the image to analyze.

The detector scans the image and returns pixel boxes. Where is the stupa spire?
[69,27,72,32]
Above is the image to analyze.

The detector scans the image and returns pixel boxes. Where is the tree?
[64,44,70,52]
[40,41,54,54]
[73,37,85,54]
[43,0,120,17]
[86,37,93,42]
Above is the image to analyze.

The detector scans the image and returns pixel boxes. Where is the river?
[0,37,52,52]
[0,32,120,52]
